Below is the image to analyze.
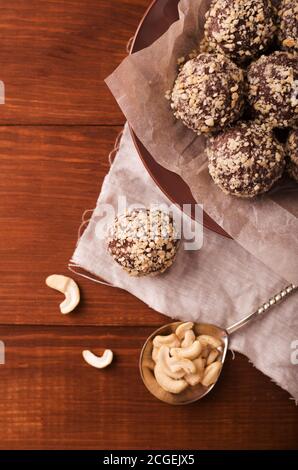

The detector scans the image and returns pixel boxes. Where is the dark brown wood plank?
[0,326,297,450]
[0,125,166,326]
[0,0,148,125]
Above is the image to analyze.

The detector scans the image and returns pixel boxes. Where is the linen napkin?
[71,124,298,400]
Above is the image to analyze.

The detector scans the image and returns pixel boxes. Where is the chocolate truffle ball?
[170,53,245,134]
[286,129,298,182]
[247,52,298,128]
[277,0,298,51]
[107,209,180,276]
[204,0,275,64]
[207,122,286,197]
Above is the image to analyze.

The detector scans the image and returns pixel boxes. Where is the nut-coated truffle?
[277,0,298,51]
[286,129,298,182]
[204,0,275,64]
[247,52,298,128]
[207,122,286,197]
[170,52,245,134]
[107,209,180,276]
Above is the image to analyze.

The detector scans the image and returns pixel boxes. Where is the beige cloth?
[72,124,298,400]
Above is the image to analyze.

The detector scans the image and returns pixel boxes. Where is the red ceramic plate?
[129,0,230,238]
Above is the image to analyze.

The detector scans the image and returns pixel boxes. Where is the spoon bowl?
[139,321,229,405]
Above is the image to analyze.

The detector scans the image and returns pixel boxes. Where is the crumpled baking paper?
[105,0,298,283]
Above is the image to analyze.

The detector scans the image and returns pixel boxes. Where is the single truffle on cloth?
[247,52,298,128]
[277,0,298,51]
[204,0,275,64]
[286,129,298,182]
[170,53,245,134]
[107,209,180,277]
[207,122,286,197]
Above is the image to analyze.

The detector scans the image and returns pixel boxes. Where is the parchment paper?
[106,0,298,283]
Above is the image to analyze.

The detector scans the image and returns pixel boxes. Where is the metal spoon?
[139,284,297,405]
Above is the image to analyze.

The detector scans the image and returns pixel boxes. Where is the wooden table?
[0,0,297,450]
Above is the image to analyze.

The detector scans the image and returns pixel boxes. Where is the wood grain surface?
[0,326,297,450]
[0,0,297,450]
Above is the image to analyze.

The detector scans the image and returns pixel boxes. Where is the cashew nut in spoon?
[153,333,180,348]
[154,363,188,394]
[181,329,195,348]
[206,348,220,365]
[157,346,196,377]
[198,334,222,349]
[152,333,180,362]
[201,361,222,387]
[82,349,113,369]
[175,322,194,340]
[46,274,80,314]
[201,346,211,359]
[152,346,160,363]
[142,357,155,370]
[184,357,205,386]
[170,340,202,360]
[145,323,226,396]
[156,346,186,379]
[169,357,196,375]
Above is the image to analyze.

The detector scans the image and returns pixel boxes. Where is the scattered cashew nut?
[82,349,113,369]
[46,274,80,314]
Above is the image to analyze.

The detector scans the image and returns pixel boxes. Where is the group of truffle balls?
[170,0,298,198]
[107,0,298,278]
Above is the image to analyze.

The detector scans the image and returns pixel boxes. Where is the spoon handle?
[226,284,297,335]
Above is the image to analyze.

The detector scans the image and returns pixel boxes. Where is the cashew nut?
[206,348,220,365]
[198,335,222,349]
[82,349,113,369]
[152,346,160,363]
[46,274,80,314]
[156,346,186,379]
[170,357,196,375]
[154,363,188,394]
[201,361,222,387]
[152,333,180,362]
[153,333,180,348]
[184,357,205,386]
[171,340,202,360]
[142,357,155,370]
[201,346,211,359]
[175,322,194,340]
[181,329,195,348]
